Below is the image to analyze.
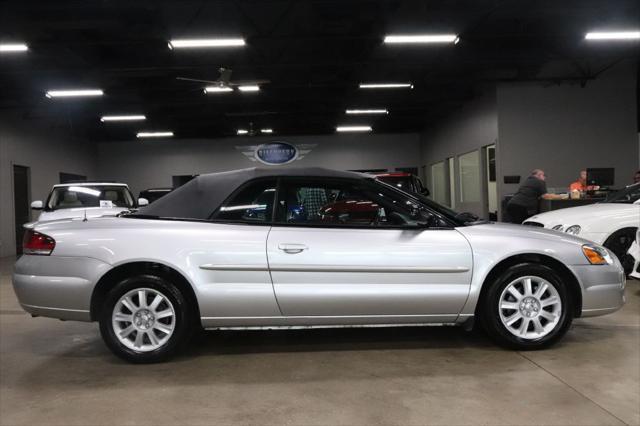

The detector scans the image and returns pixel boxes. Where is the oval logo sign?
[254,142,298,165]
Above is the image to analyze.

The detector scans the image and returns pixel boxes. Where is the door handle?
[278,243,308,254]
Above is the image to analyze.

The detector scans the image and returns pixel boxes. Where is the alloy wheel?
[111,288,176,352]
[498,276,562,340]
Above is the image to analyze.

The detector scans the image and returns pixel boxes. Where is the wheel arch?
[475,253,583,318]
[604,226,639,275]
[603,226,637,248]
[90,261,200,322]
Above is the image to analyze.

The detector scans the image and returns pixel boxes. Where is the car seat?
[59,191,83,208]
[104,190,119,202]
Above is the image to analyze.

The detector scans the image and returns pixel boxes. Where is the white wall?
[420,91,499,217]
[0,116,97,257]
[97,133,421,196]
[497,63,638,198]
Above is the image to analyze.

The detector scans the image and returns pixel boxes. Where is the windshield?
[46,185,135,210]
[604,184,640,204]
[373,179,467,226]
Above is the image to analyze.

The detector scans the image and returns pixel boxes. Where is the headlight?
[565,225,581,235]
[552,224,564,231]
[582,244,613,265]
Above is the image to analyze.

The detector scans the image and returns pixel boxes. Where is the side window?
[212,179,276,223]
[276,179,418,227]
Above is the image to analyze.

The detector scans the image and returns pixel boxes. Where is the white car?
[30,182,148,222]
[524,183,640,275]
[13,168,625,363]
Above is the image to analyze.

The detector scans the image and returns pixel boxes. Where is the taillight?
[23,229,56,255]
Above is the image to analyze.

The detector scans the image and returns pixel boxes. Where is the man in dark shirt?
[507,169,563,223]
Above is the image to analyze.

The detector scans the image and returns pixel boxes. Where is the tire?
[99,274,193,363]
[480,263,574,350]
[603,228,637,276]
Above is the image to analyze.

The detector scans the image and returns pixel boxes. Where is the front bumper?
[12,255,111,321]
[570,262,626,317]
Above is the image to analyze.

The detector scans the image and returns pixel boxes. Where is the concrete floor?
[0,256,638,426]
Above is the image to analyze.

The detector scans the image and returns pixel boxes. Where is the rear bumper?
[12,255,111,321]
[570,263,626,317]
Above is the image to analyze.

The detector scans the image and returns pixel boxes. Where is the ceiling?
[1,0,639,141]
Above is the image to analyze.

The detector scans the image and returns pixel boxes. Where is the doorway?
[172,174,198,188]
[483,144,498,221]
[13,165,30,255]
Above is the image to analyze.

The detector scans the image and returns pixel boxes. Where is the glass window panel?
[277,179,418,227]
[459,150,481,203]
[431,162,447,205]
[213,179,276,222]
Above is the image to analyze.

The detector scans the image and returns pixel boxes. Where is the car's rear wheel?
[99,275,192,363]
[480,263,573,350]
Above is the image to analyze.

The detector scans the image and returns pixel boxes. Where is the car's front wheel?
[480,263,573,350]
[604,228,637,276]
[99,275,192,363]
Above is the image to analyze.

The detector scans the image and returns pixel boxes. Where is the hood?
[35,206,132,223]
[457,221,593,247]
[525,203,638,228]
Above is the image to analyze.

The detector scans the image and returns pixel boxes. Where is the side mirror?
[421,187,430,197]
[455,211,480,223]
[409,206,421,219]
[417,212,440,228]
[137,198,149,207]
[31,200,43,210]
[410,207,439,228]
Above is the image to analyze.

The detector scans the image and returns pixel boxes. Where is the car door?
[266,177,473,322]
[197,178,281,326]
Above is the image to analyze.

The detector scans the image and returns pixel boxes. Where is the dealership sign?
[255,142,298,165]
[236,141,316,165]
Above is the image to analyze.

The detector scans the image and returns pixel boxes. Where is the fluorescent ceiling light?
[384,34,459,44]
[346,109,388,115]
[359,83,413,89]
[585,31,640,40]
[0,43,28,52]
[136,131,174,138]
[168,38,245,49]
[260,128,273,133]
[237,129,248,135]
[336,125,373,132]
[238,85,260,92]
[204,86,233,93]
[45,89,103,98]
[100,115,146,122]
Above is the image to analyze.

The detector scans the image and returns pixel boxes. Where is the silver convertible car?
[13,168,625,362]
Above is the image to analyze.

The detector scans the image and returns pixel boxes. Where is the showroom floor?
[0,256,638,426]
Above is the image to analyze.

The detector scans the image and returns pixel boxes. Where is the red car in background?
[315,173,431,225]
[375,172,430,197]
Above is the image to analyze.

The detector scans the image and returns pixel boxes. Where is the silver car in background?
[13,168,625,363]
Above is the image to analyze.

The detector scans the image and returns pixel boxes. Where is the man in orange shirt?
[569,170,599,192]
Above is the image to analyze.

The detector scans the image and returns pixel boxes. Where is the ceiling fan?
[176,67,270,93]
[237,122,260,136]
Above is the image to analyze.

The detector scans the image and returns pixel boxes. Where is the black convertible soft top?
[137,167,368,220]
